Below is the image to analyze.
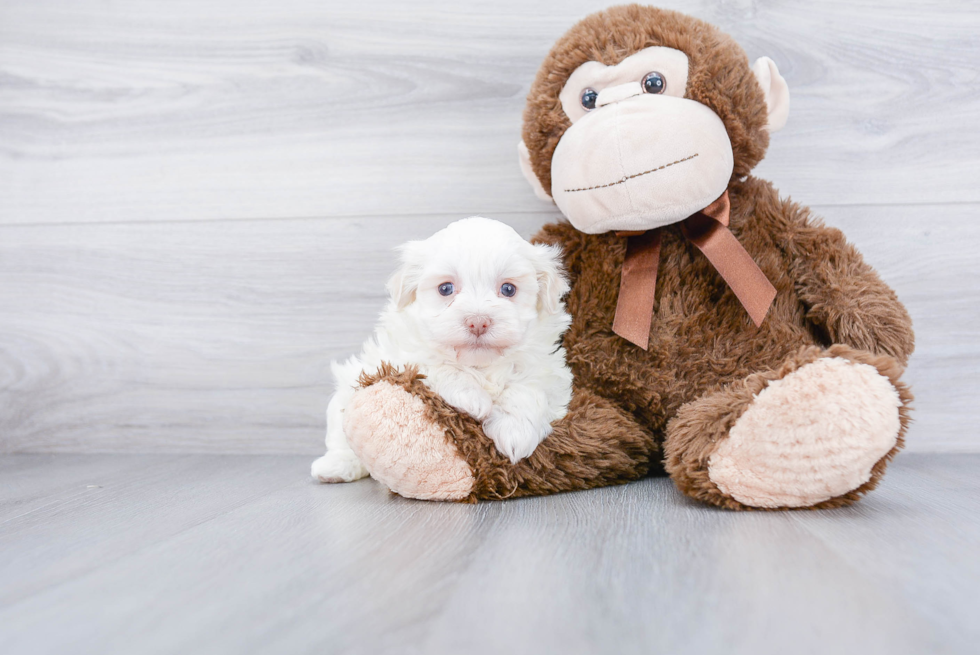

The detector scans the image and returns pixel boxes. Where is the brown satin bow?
[611,190,777,350]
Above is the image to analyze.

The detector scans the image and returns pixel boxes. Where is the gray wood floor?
[0,453,977,655]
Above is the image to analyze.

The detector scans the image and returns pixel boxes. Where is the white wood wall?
[1,0,977,453]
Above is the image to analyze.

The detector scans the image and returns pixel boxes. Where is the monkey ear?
[518,141,553,201]
[751,57,790,132]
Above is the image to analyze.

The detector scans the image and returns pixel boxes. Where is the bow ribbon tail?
[680,214,776,327]
[610,191,777,350]
[611,229,661,350]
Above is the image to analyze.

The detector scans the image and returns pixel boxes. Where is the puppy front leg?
[483,386,554,464]
[426,370,493,421]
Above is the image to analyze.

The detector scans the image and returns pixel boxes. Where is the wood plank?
[1,204,976,454]
[0,453,975,654]
[0,454,299,605]
[791,454,980,648]
[1,0,977,225]
[419,478,947,655]
[0,453,183,523]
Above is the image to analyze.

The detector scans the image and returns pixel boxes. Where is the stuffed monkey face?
[552,46,733,234]
[518,7,790,235]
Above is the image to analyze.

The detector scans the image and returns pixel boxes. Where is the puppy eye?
[438,282,454,296]
[500,283,517,298]
[580,88,598,111]
[642,71,666,94]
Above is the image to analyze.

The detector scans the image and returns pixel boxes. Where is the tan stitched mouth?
[563,153,699,193]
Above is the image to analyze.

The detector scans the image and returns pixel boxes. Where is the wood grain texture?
[0,453,977,654]
[0,0,978,224]
[0,1,977,454]
[1,205,976,453]
[0,455,296,604]
[0,212,547,453]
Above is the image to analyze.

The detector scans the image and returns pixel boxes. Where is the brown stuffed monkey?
[340,4,914,510]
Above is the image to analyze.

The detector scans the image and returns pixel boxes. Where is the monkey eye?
[580,88,598,111]
[500,283,517,298]
[438,282,454,296]
[642,71,666,94]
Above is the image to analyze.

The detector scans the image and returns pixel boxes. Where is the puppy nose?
[465,314,493,337]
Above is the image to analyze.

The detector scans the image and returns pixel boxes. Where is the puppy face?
[387,217,568,361]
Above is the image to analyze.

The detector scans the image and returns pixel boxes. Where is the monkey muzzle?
[551,93,735,235]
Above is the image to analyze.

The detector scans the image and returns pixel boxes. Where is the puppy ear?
[531,243,570,315]
[386,241,424,310]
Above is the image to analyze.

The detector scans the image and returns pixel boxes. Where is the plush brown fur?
[524,173,914,508]
[348,5,915,509]
[533,175,915,429]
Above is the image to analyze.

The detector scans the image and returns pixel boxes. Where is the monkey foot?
[666,345,912,510]
[344,369,476,502]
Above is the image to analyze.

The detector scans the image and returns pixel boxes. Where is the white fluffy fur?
[312,217,573,483]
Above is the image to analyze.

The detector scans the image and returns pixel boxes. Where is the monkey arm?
[769,198,915,366]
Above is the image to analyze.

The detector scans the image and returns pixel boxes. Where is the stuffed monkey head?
[519,5,790,234]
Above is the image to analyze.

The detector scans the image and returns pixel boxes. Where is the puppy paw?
[483,409,552,464]
[311,450,370,483]
[441,386,493,421]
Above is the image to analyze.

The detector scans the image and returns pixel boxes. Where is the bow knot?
[611,190,777,350]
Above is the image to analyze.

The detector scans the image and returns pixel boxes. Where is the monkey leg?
[344,364,656,502]
[664,344,912,510]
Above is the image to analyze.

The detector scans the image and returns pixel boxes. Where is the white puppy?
[312,216,573,483]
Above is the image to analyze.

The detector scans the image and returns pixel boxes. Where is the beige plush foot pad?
[707,357,902,508]
[344,381,475,501]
